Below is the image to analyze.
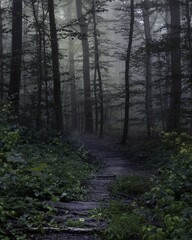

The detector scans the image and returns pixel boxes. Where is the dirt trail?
[35,136,143,240]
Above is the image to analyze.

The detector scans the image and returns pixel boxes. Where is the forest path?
[35,135,145,240]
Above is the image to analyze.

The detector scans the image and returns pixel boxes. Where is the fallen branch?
[16,226,103,234]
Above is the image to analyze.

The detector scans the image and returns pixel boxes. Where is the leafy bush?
[125,139,170,169]
[94,201,143,240]
[0,106,93,239]
[109,175,153,198]
[104,133,192,240]
[139,133,192,240]
[104,213,143,240]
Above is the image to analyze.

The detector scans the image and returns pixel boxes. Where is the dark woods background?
[0,0,191,143]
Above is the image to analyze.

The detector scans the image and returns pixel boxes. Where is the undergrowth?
[109,175,153,199]
[0,105,93,239]
[102,133,192,240]
[125,138,170,169]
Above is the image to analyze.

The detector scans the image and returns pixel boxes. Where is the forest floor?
[35,135,152,240]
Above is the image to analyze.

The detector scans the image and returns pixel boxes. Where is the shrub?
[109,175,153,198]
[104,133,192,240]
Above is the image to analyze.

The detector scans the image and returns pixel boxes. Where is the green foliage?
[125,139,170,169]
[0,105,20,152]
[104,213,143,240]
[139,133,192,240]
[66,218,85,228]
[103,133,192,240]
[109,175,153,198]
[95,201,143,240]
[162,132,192,151]
[0,106,93,238]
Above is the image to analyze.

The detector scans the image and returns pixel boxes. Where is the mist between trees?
[0,0,190,143]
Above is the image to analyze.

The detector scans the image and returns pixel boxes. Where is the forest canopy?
[0,0,191,142]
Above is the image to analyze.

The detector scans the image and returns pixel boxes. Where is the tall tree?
[41,0,50,128]
[167,0,181,131]
[0,0,3,100]
[8,0,22,110]
[121,0,134,145]
[31,1,43,130]
[76,0,93,134]
[142,0,153,137]
[92,0,104,138]
[185,0,192,84]
[67,0,78,131]
[48,0,64,133]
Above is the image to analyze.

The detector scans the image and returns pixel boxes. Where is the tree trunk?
[157,53,165,130]
[92,0,104,138]
[185,0,192,132]
[31,2,43,131]
[167,0,181,131]
[76,0,93,134]
[8,0,22,111]
[164,10,171,127]
[67,0,78,131]
[36,34,43,131]
[48,0,64,134]
[142,1,153,137]
[121,0,134,145]
[186,0,192,84]
[41,1,50,129]
[93,67,98,135]
[0,0,3,100]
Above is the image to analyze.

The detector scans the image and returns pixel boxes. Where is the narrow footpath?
[35,136,146,240]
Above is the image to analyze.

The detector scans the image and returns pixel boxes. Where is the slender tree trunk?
[157,53,165,130]
[69,38,78,130]
[9,0,22,111]
[48,0,64,134]
[36,32,43,130]
[92,0,104,138]
[121,0,134,145]
[186,0,192,85]
[167,0,181,131]
[67,0,78,130]
[185,0,192,132]
[0,0,3,100]
[142,1,153,137]
[31,2,43,131]
[41,2,50,129]
[76,0,93,134]
[164,10,171,126]
[93,67,98,135]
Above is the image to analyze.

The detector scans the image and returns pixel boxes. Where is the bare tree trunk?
[41,1,50,129]
[36,33,43,131]
[93,67,98,135]
[164,10,171,127]
[0,0,3,100]
[157,53,165,130]
[76,0,93,134]
[167,0,181,131]
[67,0,78,131]
[121,0,134,145]
[69,38,78,130]
[185,0,192,132]
[48,0,64,134]
[9,0,22,111]
[142,1,153,137]
[186,0,192,84]
[31,2,43,131]
[92,0,104,138]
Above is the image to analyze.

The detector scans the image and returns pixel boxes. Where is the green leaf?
[28,163,47,172]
